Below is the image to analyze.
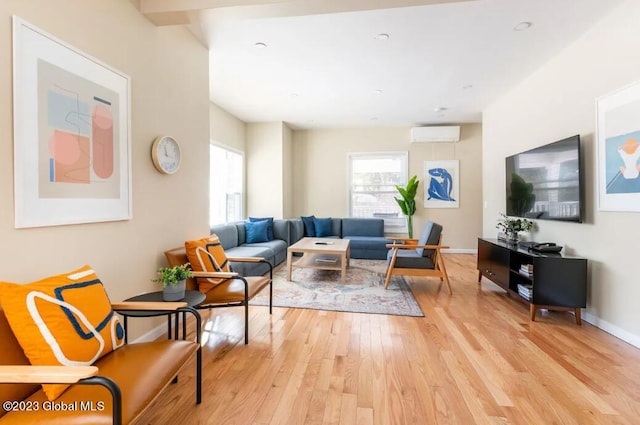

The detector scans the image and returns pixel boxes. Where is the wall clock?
[151,136,181,174]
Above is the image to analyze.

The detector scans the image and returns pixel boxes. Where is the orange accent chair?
[164,246,272,344]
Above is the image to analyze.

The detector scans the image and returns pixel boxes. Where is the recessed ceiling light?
[254,42,267,48]
[514,22,532,31]
[374,89,383,95]
[370,117,379,121]
[374,33,390,41]
[290,93,300,98]
[462,84,473,90]
[433,107,448,112]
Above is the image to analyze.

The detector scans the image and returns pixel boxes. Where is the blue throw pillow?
[245,220,270,243]
[313,218,333,237]
[249,216,274,241]
[301,215,316,237]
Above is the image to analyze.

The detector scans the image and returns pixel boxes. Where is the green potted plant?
[496,213,534,243]
[394,175,420,239]
[152,263,193,301]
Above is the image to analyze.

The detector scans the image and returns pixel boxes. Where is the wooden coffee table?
[287,238,351,283]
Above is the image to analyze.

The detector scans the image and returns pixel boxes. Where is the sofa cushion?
[314,217,333,237]
[289,219,305,245]
[245,239,287,265]
[0,265,125,401]
[227,246,275,276]
[209,223,239,249]
[330,218,342,237]
[244,239,287,255]
[229,245,274,260]
[301,215,316,237]
[185,234,232,293]
[245,220,270,243]
[249,217,274,240]
[342,235,388,250]
[272,219,290,243]
[341,218,384,237]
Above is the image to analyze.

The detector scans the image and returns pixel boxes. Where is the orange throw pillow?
[185,234,232,292]
[0,265,125,400]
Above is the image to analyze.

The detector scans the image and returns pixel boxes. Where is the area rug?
[249,259,424,317]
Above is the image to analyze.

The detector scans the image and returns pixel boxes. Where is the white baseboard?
[443,248,477,254]
[581,312,640,349]
[129,322,167,344]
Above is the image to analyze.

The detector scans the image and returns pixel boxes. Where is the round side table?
[117,290,205,342]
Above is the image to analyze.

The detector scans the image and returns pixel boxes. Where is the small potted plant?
[496,213,534,243]
[394,175,420,239]
[152,263,193,301]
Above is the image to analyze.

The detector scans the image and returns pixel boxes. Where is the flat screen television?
[505,135,583,222]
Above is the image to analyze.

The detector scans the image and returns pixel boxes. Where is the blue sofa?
[210,217,390,276]
[287,217,388,260]
[210,219,292,276]
[341,218,389,260]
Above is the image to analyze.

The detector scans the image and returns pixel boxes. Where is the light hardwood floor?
[137,254,640,425]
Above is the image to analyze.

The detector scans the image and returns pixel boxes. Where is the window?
[349,152,408,231]
[210,144,243,225]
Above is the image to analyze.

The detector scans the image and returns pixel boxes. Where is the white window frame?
[348,151,409,233]
[209,142,245,225]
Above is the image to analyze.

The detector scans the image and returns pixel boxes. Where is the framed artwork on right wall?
[596,80,640,212]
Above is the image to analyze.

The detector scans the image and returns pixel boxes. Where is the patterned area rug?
[250,259,424,317]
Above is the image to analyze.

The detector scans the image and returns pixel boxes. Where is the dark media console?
[477,238,587,325]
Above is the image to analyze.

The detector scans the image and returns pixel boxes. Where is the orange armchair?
[164,247,272,344]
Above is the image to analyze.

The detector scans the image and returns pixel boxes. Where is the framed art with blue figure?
[424,160,459,208]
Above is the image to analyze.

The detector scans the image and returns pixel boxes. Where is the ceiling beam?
[138,0,475,26]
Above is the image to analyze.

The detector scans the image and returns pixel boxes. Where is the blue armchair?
[384,221,452,294]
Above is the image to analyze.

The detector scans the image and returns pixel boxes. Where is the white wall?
[210,101,246,152]
[292,125,483,249]
[282,123,294,218]
[0,0,210,339]
[483,0,640,345]
[245,121,295,218]
[246,122,284,217]
[210,101,247,220]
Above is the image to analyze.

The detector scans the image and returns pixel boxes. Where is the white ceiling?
[138,0,622,129]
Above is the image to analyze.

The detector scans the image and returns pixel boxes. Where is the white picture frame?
[424,160,459,208]
[13,17,132,228]
[596,80,640,212]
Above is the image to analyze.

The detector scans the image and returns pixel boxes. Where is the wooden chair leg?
[437,253,452,295]
[244,302,249,344]
[384,249,398,289]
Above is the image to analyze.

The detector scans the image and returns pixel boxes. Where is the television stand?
[477,238,587,325]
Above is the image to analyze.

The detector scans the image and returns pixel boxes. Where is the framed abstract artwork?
[424,160,459,208]
[596,80,640,212]
[12,17,131,228]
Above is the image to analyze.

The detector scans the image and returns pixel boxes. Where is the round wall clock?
[151,136,181,174]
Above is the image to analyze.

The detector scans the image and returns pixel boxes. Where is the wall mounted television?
[505,135,583,222]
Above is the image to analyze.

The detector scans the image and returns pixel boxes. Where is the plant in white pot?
[394,175,420,239]
[496,213,534,243]
[152,263,193,301]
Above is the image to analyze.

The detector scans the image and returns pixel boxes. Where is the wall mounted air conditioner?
[410,126,460,143]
